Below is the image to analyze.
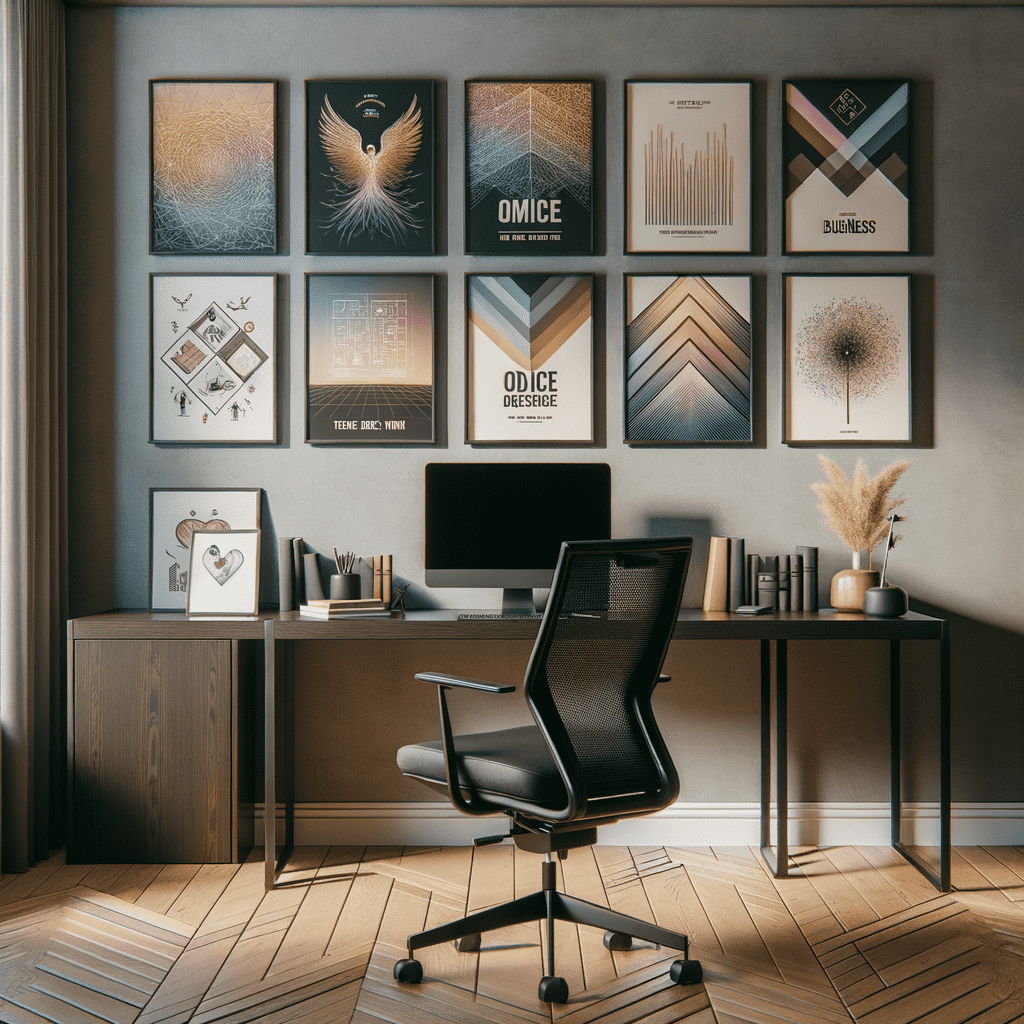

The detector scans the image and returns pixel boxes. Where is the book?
[382,554,392,607]
[757,556,780,611]
[373,555,382,600]
[303,598,384,611]
[702,536,730,612]
[728,538,745,611]
[299,601,390,619]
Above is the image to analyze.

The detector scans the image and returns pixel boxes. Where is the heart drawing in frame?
[202,544,244,586]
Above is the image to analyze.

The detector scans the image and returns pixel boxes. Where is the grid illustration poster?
[306,80,435,255]
[784,79,911,253]
[465,81,594,255]
[306,274,435,444]
[467,275,593,445]
[625,81,751,254]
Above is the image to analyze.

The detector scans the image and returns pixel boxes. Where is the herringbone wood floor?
[1,844,1022,1024]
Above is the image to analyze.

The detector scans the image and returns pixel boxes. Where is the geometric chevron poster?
[624,275,751,444]
[784,79,910,253]
[465,80,594,255]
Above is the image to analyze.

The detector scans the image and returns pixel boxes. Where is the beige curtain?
[0,0,68,873]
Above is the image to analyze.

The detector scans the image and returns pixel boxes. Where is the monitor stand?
[501,588,535,615]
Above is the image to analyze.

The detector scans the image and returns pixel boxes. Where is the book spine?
[728,538,745,612]
[778,555,791,611]
[747,553,760,605]
[373,555,382,601]
[382,554,392,607]
[702,536,730,612]
[757,556,780,611]
[303,552,325,601]
[292,537,305,606]
[798,545,818,612]
[278,537,294,611]
[791,552,803,612]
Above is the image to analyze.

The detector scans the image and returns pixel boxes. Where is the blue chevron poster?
[784,79,910,253]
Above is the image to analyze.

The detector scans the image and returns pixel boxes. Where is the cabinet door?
[71,639,232,863]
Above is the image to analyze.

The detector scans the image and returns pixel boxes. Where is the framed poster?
[784,275,911,444]
[465,80,594,255]
[305,273,435,444]
[306,79,435,255]
[150,80,276,255]
[625,81,752,254]
[149,488,261,612]
[151,274,276,444]
[784,78,911,253]
[624,275,752,444]
[466,274,593,445]
[186,530,261,615]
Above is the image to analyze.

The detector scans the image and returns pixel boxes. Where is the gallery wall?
[64,4,1023,823]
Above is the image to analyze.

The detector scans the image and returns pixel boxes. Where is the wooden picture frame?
[185,529,261,615]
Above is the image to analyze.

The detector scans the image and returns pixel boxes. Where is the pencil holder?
[330,573,360,600]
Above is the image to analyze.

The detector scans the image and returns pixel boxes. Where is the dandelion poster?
[784,275,911,444]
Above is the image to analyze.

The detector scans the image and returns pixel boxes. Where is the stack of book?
[298,598,391,619]
[702,537,818,612]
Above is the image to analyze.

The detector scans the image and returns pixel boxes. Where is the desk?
[262,608,950,893]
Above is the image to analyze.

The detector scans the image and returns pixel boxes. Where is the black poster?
[306,79,435,255]
[465,80,594,256]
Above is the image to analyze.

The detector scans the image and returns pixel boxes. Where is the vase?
[830,550,879,611]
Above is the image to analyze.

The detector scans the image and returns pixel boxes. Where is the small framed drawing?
[150,488,261,612]
[624,275,752,444]
[185,530,261,615]
[151,274,276,444]
[150,80,276,255]
[305,79,435,255]
[784,275,911,444]
[305,273,435,444]
[624,81,752,254]
[465,80,594,256]
[466,274,594,445]
[784,78,911,253]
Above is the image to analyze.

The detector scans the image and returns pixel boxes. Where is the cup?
[330,572,360,600]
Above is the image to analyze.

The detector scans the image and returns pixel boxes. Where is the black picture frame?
[305,79,436,255]
[465,80,595,256]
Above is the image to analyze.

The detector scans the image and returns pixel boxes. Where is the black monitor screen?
[424,462,611,596]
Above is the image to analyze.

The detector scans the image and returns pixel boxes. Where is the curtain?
[0,0,68,873]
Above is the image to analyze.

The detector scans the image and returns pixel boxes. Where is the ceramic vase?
[830,550,879,612]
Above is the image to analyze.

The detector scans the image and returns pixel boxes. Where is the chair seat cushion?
[397,725,567,807]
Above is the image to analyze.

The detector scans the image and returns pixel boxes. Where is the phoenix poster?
[306,80,435,255]
[306,274,435,444]
[465,81,594,255]
[784,79,911,253]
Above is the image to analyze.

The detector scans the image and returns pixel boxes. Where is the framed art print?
[305,273,435,444]
[625,81,752,254]
[784,79,910,253]
[306,79,435,255]
[185,530,261,615]
[151,274,276,444]
[466,274,594,445]
[149,488,261,612]
[465,80,594,255]
[624,275,752,444]
[150,80,276,255]
[784,275,911,444]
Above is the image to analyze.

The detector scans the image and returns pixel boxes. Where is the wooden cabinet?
[68,622,258,864]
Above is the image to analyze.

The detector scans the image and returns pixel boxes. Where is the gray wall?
[65,5,1023,808]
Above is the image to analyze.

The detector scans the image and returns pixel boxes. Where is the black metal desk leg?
[890,639,901,848]
[760,639,771,855]
[760,639,789,878]
[940,620,951,892]
[264,619,276,890]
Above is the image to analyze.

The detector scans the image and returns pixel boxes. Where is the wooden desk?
[263,608,951,892]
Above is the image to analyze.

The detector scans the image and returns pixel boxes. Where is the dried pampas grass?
[811,456,910,560]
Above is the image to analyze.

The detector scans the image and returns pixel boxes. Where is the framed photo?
[624,275,752,444]
[151,274,276,444]
[305,79,435,255]
[185,530,261,615]
[625,81,752,254]
[466,274,594,445]
[784,78,911,253]
[150,80,276,255]
[465,80,594,255]
[149,488,261,612]
[784,275,911,444]
[305,273,435,444]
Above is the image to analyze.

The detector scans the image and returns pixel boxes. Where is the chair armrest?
[415,671,515,694]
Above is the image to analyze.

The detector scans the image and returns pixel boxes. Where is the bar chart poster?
[305,273,434,444]
[465,80,594,255]
[784,79,910,253]
[625,81,751,254]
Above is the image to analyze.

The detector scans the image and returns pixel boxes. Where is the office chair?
[393,536,700,1004]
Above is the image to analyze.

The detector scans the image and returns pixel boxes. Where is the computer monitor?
[424,462,612,613]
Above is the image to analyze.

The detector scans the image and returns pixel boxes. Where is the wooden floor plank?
[135,864,203,917]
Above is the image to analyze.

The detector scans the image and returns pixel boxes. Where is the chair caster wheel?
[670,958,703,985]
[393,958,423,984]
[454,933,481,952]
[538,975,569,1003]
[603,930,633,951]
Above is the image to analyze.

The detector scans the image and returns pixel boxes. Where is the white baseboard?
[253,801,1024,848]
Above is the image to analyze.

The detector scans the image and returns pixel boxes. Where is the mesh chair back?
[523,537,692,821]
